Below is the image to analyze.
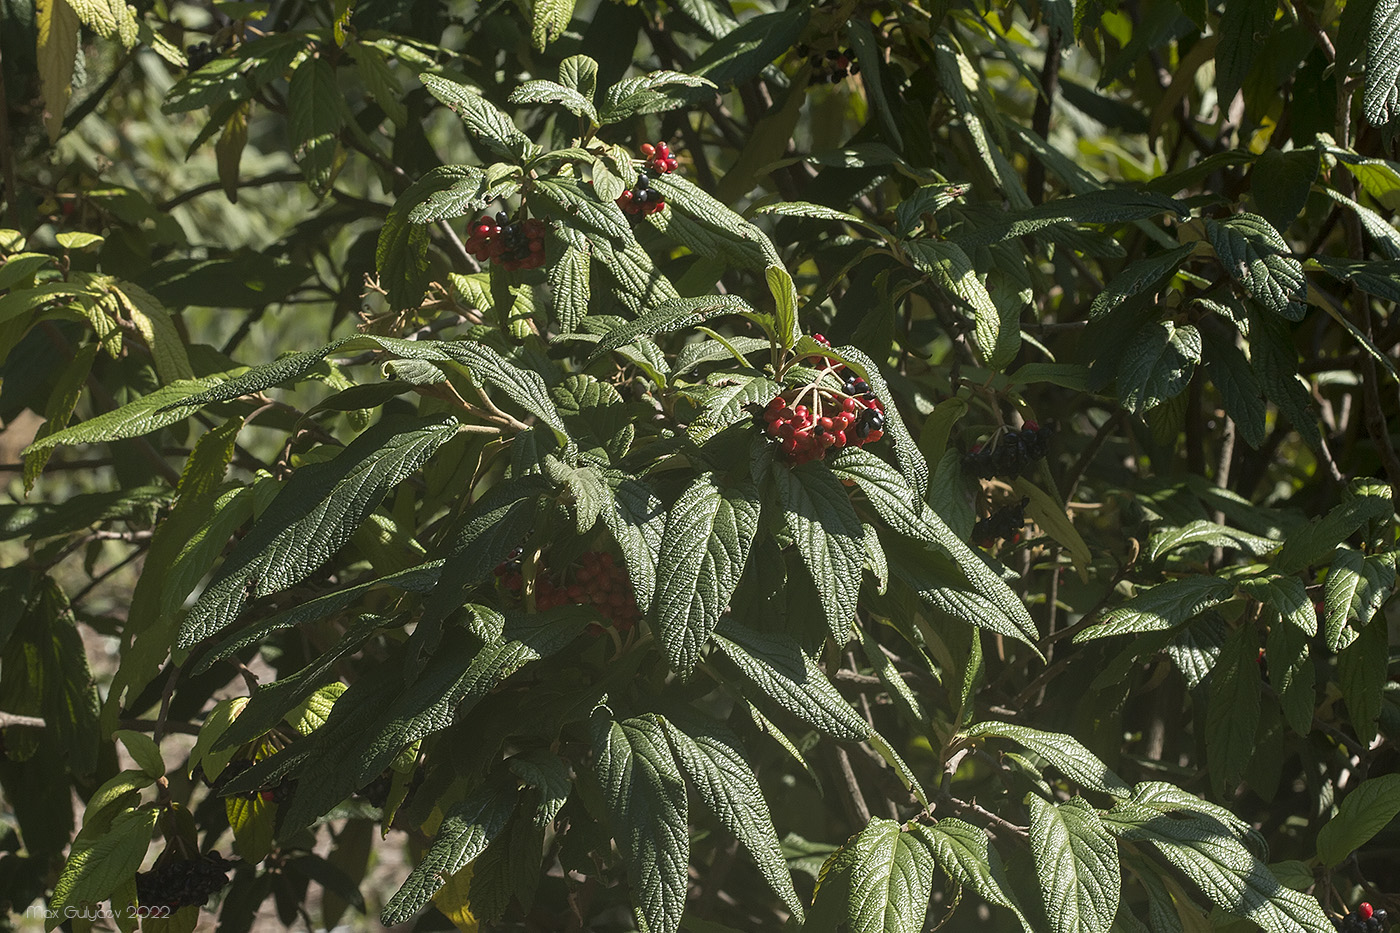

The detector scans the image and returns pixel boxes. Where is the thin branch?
[157,172,303,211]
[0,712,46,729]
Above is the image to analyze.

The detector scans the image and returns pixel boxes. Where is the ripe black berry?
[803,43,859,85]
[135,852,236,912]
[465,213,547,271]
[972,497,1029,548]
[619,172,666,217]
[1333,903,1389,932]
[962,421,1054,479]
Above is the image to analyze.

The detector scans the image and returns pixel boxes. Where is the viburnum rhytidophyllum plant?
[21,47,1398,933]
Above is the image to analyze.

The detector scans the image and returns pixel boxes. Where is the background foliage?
[1,0,1399,930]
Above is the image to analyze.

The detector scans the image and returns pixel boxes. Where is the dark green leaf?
[1075,577,1236,641]
[1117,321,1201,413]
[420,73,540,162]
[808,819,933,933]
[1363,0,1400,126]
[287,58,344,195]
[964,721,1132,797]
[1206,215,1305,319]
[1204,623,1261,797]
[1315,773,1400,867]
[1027,796,1120,933]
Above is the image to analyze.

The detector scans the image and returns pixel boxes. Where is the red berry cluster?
[640,142,678,174]
[495,550,639,635]
[618,173,666,217]
[759,346,887,465]
[465,211,547,271]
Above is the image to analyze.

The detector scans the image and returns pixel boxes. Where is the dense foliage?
[1,0,1400,930]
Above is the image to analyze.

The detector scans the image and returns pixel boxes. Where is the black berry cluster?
[495,550,639,635]
[757,336,886,465]
[135,852,236,911]
[618,174,666,217]
[797,44,860,83]
[972,497,1029,548]
[962,421,1053,479]
[639,142,678,174]
[1334,903,1389,932]
[185,41,221,71]
[465,212,547,271]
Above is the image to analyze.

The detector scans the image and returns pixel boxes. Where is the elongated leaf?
[589,295,757,360]
[381,781,518,924]
[1075,576,1236,641]
[288,58,344,195]
[714,620,870,741]
[1315,773,1400,867]
[652,475,759,675]
[1117,321,1201,413]
[659,710,802,918]
[1201,328,1268,448]
[1338,613,1388,744]
[1090,243,1195,319]
[47,807,158,926]
[910,820,1033,929]
[766,456,863,643]
[1148,520,1278,562]
[964,721,1132,796]
[531,0,575,51]
[765,265,800,349]
[1204,623,1261,796]
[179,416,458,647]
[1028,796,1120,933]
[953,189,1186,248]
[533,176,632,243]
[906,240,1006,365]
[1274,484,1393,574]
[1102,809,1333,933]
[23,377,221,455]
[591,709,688,933]
[1206,215,1305,319]
[1364,0,1400,126]
[420,73,539,162]
[808,819,934,933]
[1323,547,1396,650]
[1216,0,1273,105]
[1238,575,1315,635]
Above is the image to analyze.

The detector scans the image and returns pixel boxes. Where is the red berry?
[641,143,656,157]
[866,429,883,442]
[1360,904,1374,920]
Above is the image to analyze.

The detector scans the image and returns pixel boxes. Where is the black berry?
[135,852,236,912]
[972,497,1030,548]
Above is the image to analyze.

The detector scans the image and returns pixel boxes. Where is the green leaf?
[533,175,632,243]
[1102,808,1333,933]
[1315,773,1400,867]
[1216,0,1274,106]
[846,18,903,150]
[1363,0,1400,126]
[530,0,575,50]
[420,73,540,163]
[549,246,591,333]
[659,709,803,918]
[601,475,666,613]
[380,780,518,924]
[1075,577,1236,641]
[765,265,800,349]
[714,620,871,741]
[1027,796,1120,933]
[906,240,1007,367]
[1204,623,1261,797]
[591,709,689,933]
[688,9,808,88]
[827,344,928,500]
[766,457,864,643]
[953,189,1186,248]
[508,751,573,826]
[111,730,164,779]
[111,281,194,385]
[1013,477,1092,580]
[1249,148,1318,233]
[1266,621,1314,736]
[909,820,1033,929]
[48,807,158,926]
[896,183,970,237]
[808,819,934,933]
[1206,215,1305,319]
[287,58,344,195]
[402,165,492,225]
[597,70,717,122]
[1238,575,1315,635]
[1338,612,1388,744]
[178,416,459,647]
[588,295,757,361]
[1201,328,1268,448]
[511,79,596,119]
[1274,484,1393,575]
[829,448,1037,643]
[648,174,781,265]
[652,475,759,675]
[558,54,598,99]
[1323,547,1396,651]
[1089,243,1195,320]
[1117,321,1201,413]
[22,377,221,455]
[1147,519,1278,562]
[55,231,105,250]
[964,721,1132,797]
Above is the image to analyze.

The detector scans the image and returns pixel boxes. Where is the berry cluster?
[1334,904,1390,932]
[759,387,886,466]
[495,550,639,635]
[639,142,678,175]
[135,853,236,911]
[972,497,1029,548]
[797,44,860,83]
[962,421,1053,479]
[186,42,219,71]
[618,174,666,217]
[465,212,547,271]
